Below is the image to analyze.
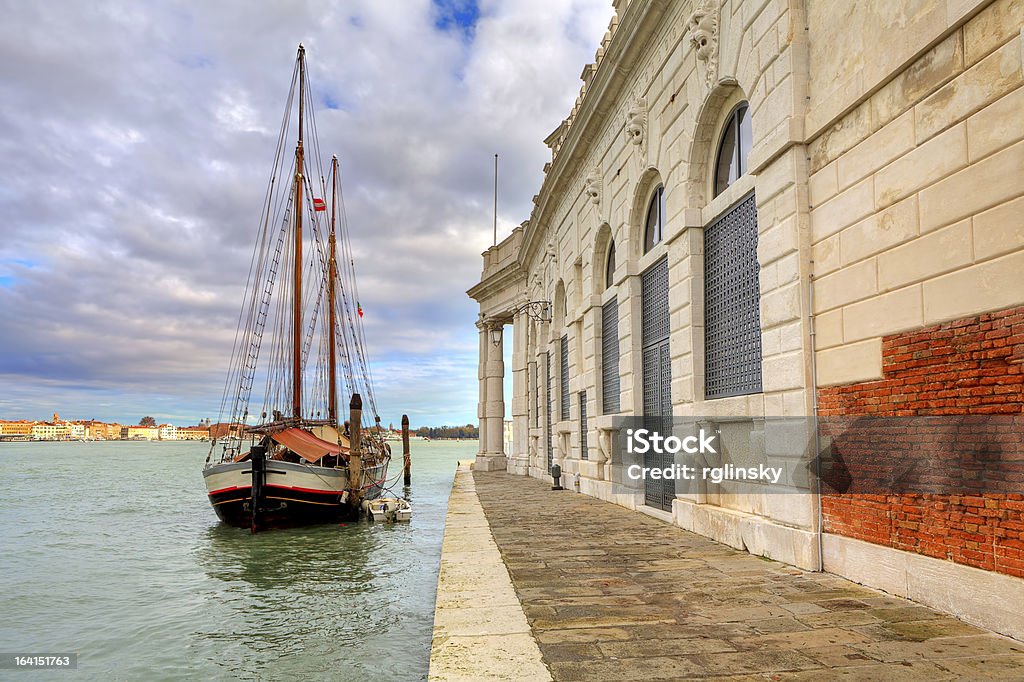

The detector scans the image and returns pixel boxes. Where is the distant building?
[97,422,122,440]
[177,426,211,441]
[123,425,159,440]
[32,422,70,440]
[158,424,177,440]
[0,420,35,437]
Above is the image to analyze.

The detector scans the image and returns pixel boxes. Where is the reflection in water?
[199,523,378,588]
[194,523,392,676]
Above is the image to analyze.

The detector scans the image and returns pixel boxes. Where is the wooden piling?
[349,393,363,507]
[402,414,411,485]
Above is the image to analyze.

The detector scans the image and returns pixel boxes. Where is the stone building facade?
[468,0,1024,639]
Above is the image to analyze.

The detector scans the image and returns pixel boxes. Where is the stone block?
[923,249,1024,324]
[814,338,883,387]
[808,101,871,173]
[778,318,804,353]
[869,30,965,130]
[822,533,910,598]
[474,455,508,472]
[810,176,875,242]
[813,259,877,313]
[973,194,1024,260]
[756,147,802,204]
[837,110,915,191]
[967,83,1024,162]
[874,123,968,209]
[740,515,820,569]
[915,37,1023,143]
[963,0,1024,66]
[919,139,1024,231]
[877,218,973,291]
[761,350,805,393]
[812,233,841,277]
[760,280,802,329]
[808,161,838,207]
[843,285,923,343]
[758,215,801,267]
[814,308,843,350]
[839,195,920,266]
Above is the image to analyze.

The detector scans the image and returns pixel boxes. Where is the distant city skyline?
[0,1,612,426]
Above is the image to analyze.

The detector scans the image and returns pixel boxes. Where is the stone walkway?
[429,464,551,681]
[472,471,1024,680]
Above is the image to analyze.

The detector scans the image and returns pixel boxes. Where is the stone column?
[476,321,488,457]
[510,310,530,475]
[476,321,507,471]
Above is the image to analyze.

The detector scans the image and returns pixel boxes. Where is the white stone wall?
[808,0,1024,385]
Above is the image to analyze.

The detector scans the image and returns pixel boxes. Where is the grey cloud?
[0,0,612,425]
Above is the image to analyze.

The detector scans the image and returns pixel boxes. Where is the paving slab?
[471,470,1024,680]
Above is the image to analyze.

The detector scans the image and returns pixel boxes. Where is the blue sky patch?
[432,0,479,36]
[321,92,344,110]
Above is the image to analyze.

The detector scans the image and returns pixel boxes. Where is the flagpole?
[493,153,498,247]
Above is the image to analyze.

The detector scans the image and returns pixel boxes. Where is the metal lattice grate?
[601,298,620,414]
[704,192,762,399]
[642,256,671,344]
[560,335,570,421]
[545,351,552,471]
[579,390,588,459]
[641,257,673,511]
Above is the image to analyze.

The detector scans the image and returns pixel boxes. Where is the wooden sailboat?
[203,45,390,531]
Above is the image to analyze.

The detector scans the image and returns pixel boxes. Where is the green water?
[0,439,475,680]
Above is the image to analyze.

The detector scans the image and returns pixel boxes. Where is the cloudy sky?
[0,0,614,427]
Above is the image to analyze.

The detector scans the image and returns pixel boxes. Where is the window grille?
[579,391,588,459]
[641,257,673,511]
[601,298,620,413]
[704,192,762,399]
[560,335,569,420]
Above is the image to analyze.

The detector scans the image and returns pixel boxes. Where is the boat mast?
[292,44,305,420]
[328,155,339,425]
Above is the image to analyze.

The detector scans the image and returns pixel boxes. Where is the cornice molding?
[520,0,672,270]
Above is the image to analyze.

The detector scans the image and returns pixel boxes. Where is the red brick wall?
[818,305,1024,577]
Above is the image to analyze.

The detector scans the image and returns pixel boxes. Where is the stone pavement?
[472,471,1024,681]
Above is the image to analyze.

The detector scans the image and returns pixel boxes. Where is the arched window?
[605,240,616,289]
[643,185,665,253]
[713,102,752,197]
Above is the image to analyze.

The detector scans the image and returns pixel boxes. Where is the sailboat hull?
[203,459,388,529]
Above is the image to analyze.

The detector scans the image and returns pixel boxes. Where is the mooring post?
[250,443,267,534]
[402,414,411,485]
[349,393,363,508]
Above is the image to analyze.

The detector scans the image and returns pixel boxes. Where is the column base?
[474,454,508,472]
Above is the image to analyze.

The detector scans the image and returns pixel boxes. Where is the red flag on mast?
[313,197,327,212]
